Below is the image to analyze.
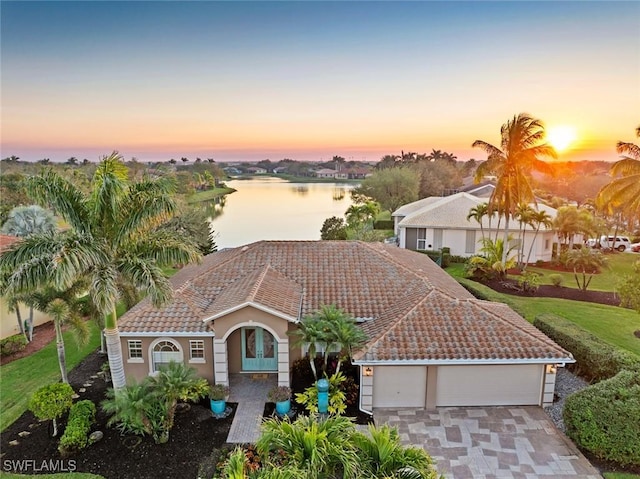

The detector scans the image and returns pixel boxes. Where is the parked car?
[631,243,640,253]
[599,235,632,252]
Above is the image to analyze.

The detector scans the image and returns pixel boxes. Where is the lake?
[208,177,356,249]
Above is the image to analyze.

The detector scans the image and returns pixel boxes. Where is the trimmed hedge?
[564,370,640,467]
[373,219,394,230]
[533,313,640,382]
[418,250,450,268]
[59,400,96,455]
[0,334,27,356]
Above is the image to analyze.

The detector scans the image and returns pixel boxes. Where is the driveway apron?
[374,406,603,479]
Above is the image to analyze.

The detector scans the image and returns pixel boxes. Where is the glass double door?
[241,327,277,371]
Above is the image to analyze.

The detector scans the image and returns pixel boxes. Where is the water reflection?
[209,177,356,249]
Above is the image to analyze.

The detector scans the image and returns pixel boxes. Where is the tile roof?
[118,240,572,363]
[397,192,556,231]
[0,234,21,252]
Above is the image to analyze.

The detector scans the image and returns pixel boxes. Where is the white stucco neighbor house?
[118,240,572,413]
[393,192,558,263]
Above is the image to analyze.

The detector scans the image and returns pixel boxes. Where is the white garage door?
[436,364,543,406]
[373,366,427,408]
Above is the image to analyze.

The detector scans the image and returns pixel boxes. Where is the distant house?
[314,168,338,178]
[393,192,558,262]
[0,235,52,339]
[118,241,572,410]
[246,167,267,174]
[343,167,372,180]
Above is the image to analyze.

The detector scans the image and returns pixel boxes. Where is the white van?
[599,235,631,252]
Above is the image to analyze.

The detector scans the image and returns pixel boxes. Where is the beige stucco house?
[393,193,558,263]
[118,240,572,413]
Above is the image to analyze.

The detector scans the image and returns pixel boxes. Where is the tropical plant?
[465,236,517,279]
[209,383,230,400]
[523,210,553,269]
[0,152,201,390]
[295,371,348,416]
[351,424,438,478]
[466,203,490,242]
[597,126,640,215]
[1,205,56,237]
[320,216,348,240]
[566,247,607,291]
[514,203,535,268]
[28,383,74,437]
[619,259,640,314]
[473,113,557,262]
[257,414,359,479]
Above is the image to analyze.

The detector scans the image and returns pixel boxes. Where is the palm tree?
[514,204,535,269]
[523,210,553,269]
[289,315,325,380]
[351,424,438,478]
[0,152,201,390]
[473,113,557,262]
[597,126,640,214]
[566,247,606,291]
[466,203,489,242]
[20,282,90,383]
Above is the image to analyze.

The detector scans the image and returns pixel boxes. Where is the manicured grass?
[0,473,104,479]
[524,252,637,292]
[446,264,640,357]
[603,473,640,479]
[186,186,236,203]
[0,321,101,432]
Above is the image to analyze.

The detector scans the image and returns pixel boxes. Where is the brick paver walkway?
[375,406,603,479]
[226,373,276,443]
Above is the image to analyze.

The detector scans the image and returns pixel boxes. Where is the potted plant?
[268,386,292,416]
[209,384,230,415]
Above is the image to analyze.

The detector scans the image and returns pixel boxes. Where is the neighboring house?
[343,167,372,180]
[246,167,267,174]
[0,234,51,339]
[393,192,557,263]
[118,240,572,412]
[314,168,339,178]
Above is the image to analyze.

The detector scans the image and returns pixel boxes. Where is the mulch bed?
[0,350,235,479]
[0,322,59,366]
[480,277,621,307]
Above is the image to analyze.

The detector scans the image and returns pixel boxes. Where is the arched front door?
[241,327,278,371]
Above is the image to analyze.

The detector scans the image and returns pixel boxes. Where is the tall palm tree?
[597,126,640,214]
[466,203,489,242]
[473,113,557,262]
[523,210,553,269]
[514,204,535,268]
[0,152,201,390]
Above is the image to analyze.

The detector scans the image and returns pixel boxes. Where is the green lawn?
[446,264,640,357]
[186,186,236,203]
[0,473,104,479]
[524,252,637,292]
[603,473,640,479]
[0,321,101,432]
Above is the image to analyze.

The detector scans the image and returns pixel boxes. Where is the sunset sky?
[1,1,639,164]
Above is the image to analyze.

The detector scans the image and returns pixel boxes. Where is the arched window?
[150,338,183,373]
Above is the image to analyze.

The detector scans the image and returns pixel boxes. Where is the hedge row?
[419,250,451,268]
[0,334,27,356]
[59,400,96,455]
[373,219,394,230]
[533,313,640,382]
[564,370,640,467]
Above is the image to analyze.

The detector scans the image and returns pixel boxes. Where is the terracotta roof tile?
[118,240,572,363]
[0,234,21,252]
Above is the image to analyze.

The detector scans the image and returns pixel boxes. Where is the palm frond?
[616,141,640,160]
[117,256,173,307]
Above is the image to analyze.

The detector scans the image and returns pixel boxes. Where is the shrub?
[517,271,540,292]
[295,372,347,415]
[419,249,450,268]
[0,334,27,356]
[549,273,563,287]
[58,400,96,455]
[448,255,468,264]
[29,383,75,437]
[459,281,490,301]
[564,370,640,467]
[372,219,394,230]
[267,386,291,402]
[209,384,230,401]
[534,314,640,382]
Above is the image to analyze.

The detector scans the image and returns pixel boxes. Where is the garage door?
[436,364,543,406]
[373,366,427,408]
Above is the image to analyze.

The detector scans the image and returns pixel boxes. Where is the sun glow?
[547,126,577,153]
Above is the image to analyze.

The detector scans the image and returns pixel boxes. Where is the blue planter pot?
[275,399,291,416]
[210,399,226,415]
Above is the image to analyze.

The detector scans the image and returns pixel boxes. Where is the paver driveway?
[374,406,602,479]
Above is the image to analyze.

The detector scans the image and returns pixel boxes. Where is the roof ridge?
[247,264,272,302]
[471,299,572,356]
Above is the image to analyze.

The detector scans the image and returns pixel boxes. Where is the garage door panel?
[436,365,543,407]
[373,366,426,408]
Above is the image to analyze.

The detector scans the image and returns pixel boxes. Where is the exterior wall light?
[546,364,557,374]
[363,366,373,377]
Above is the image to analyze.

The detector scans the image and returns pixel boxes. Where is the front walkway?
[226,373,277,443]
[375,406,602,479]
